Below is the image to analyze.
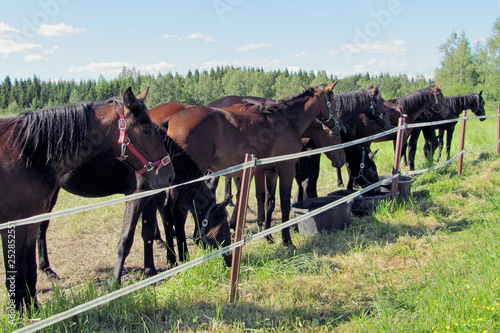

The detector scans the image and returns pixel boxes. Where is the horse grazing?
[130,139,233,275]
[0,87,175,313]
[148,83,342,247]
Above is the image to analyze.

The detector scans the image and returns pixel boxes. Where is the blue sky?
[0,0,499,81]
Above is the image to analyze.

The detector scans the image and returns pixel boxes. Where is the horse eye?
[143,129,152,136]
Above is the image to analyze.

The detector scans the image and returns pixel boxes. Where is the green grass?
[1,111,500,332]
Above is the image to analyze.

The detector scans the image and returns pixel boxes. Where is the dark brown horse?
[409,92,486,169]
[0,87,175,313]
[148,83,341,247]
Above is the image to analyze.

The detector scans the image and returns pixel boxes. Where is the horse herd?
[0,82,485,315]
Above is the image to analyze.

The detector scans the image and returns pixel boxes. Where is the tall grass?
[1,113,499,332]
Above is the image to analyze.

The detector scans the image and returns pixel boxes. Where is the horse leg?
[436,128,445,161]
[2,226,30,312]
[141,196,160,277]
[264,171,278,243]
[37,189,60,280]
[336,166,344,187]
[25,236,40,314]
[174,204,190,263]
[254,172,266,232]
[407,128,420,171]
[278,166,295,247]
[224,177,234,206]
[161,194,178,267]
[446,125,455,160]
[113,198,146,285]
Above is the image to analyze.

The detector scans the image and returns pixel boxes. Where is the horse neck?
[334,90,371,124]
[281,96,322,135]
[398,91,435,123]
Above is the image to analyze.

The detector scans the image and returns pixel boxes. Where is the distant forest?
[1,18,500,114]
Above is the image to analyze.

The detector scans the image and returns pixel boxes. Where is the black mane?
[257,87,316,116]
[334,89,370,113]
[8,102,98,167]
[444,94,479,116]
[397,86,436,113]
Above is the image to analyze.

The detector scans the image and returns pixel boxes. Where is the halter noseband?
[351,149,373,187]
[114,101,171,175]
[194,202,217,246]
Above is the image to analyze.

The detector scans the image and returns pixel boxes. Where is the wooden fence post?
[458,110,467,176]
[229,154,254,303]
[391,117,406,200]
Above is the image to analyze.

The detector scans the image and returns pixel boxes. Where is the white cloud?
[68,61,174,75]
[0,38,41,54]
[185,33,215,42]
[37,23,86,37]
[353,58,407,73]
[295,51,309,57]
[287,66,301,73]
[161,33,180,40]
[25,54,48,62]
[330,40,407,55]
[234,42,272,51]
[0,22,20,34]
[161,32,214,42]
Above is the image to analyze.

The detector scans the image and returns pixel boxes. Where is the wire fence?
[9,111,500,332]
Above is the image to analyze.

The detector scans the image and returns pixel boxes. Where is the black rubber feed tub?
[327,189,391,216]
[291,197,352,235]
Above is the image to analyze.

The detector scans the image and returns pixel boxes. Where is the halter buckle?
[118,118,127,130]
[120,142,128,160]
[144,162,154,172]
[161,155,171,166]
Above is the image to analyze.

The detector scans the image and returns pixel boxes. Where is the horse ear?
[219,197,232,210]
[368,148,379,160]
[435,83,442,90]
[325,81,338,92]
[136,86,149,102]
[122,86,137,111]
[479,90,483,97]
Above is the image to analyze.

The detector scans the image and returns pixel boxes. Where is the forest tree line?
[1,18,500,114]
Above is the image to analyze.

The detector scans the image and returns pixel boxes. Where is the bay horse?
[206,94,347,211]
[148,83,342,247]
[0,87,175,313]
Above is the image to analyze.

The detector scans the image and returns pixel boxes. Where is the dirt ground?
[0,191,263,309]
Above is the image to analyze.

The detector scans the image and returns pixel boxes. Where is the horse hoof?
[144,268,158,277]
[265,235,275,244]
[155,239,167,249]
[283,240,295,249]
[43,268,60,280]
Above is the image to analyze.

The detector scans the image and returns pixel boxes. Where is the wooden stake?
[458,110,467,176]
[229,154,254,303]
[391,117,405,200]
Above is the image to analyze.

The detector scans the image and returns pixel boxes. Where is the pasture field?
[1,109,500,332]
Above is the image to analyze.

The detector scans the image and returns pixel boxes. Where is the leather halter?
[430,89,447,113]
[351,149,373,187]
[114,101,171,175]
[194,202,217,246]
[317,86,346,133]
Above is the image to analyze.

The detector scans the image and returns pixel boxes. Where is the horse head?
[428,84,449,118]
[112,87,175,189]
[366,83,392,130]
[348,145,380,194]
[309,81,343,132]
[193,196,233,266]
[474,91,486,121]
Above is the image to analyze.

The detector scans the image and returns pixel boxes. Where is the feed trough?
[327,189,391,216]
[378,175,415,198]
[291,196,352,235]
